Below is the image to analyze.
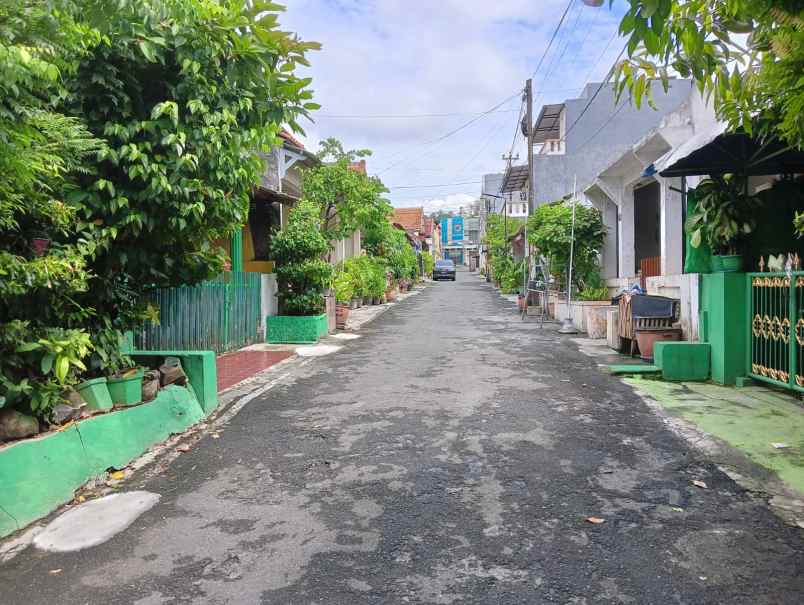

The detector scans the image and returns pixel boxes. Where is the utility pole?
[524,78,534,307]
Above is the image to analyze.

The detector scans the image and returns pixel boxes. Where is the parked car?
[433,259,456,281]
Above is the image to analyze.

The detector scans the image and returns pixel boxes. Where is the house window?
[519,191,527,201]
[521,204,526,214]
[508,203,513,214]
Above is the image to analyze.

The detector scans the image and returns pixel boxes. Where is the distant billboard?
[451,216,464,241]
[440,218,449,244]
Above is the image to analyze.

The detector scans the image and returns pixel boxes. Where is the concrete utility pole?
[524,78,534,304]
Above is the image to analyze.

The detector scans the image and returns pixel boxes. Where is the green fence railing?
[135,271,262,354]
[747,271,804,391]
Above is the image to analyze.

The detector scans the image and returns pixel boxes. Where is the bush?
[422,251,434,277]
[528,201,605,291]
[272,200,333,316]
[333,269,355,304]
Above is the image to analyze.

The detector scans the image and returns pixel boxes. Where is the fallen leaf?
[49,569,62,575]
[75,495,86,504]
[671,506,684,512]
[692,480,708,489]
[177,444,191,453]
[771,442,789,449]
[585,516,605,524]
[211,433,220,439]
[109,470,125,481]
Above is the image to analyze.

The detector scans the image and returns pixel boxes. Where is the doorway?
[633,181,661,277]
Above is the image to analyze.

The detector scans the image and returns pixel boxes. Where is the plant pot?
[350,299,358,310]
[385,288,397,302]
[107,367,144,406]
[517,294,526,311]
[715,254,743,272]
[634,328,682,361]
[268,314,328,344]
[76,377,113,411]
[31,237,50,257]
[336,304,350,330]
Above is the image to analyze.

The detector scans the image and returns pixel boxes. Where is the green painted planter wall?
[130,351,218,414]
[0,385,204,538]
[267,314,328,344]
[700,272,747,385]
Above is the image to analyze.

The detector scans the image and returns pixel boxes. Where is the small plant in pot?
[333,269,354,330]
[686,175,761,272]
[90,329,143,407]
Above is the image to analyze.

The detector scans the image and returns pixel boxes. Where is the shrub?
[272,200,333,316]
[528,201,605,291]
[333,269,355,304]
[422,251,434,277]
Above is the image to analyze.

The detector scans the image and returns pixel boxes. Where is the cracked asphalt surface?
[2,270,803,604]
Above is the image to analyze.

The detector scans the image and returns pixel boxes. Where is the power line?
[376,91,522,175]
[561,43,627,143]
[388,180,482,190]
[529,0,576,80]
[316,109,520,120]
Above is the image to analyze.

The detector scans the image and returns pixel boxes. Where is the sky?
[280,0,628,215]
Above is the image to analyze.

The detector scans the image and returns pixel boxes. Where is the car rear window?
[435,260,454,268]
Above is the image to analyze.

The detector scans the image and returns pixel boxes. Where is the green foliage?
[0,0,104,420]
[65,0,318,323]
[383,228,419,280]
[577,286,610,301]
[304,145,392,245]
[686,175,762,254]
[500,260,524,294]
[527,201,606,291]
[613,0,804,148]
[482,214,525,286]
[333,269,355,304]
[422,251,435,276]
[341,256,387,298]
[272,199,333,315]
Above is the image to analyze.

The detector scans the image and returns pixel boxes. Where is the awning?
[501,164,529,193]
[657,122,804,177]
[253,186,298,205]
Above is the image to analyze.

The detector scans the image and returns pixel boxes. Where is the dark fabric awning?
[501,164,529,193]
[658,125,804,177]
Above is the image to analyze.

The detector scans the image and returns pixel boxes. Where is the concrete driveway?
[1,271,802,604]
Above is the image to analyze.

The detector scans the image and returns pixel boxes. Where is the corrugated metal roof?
[501,164,529,193]
[533,103,564,144]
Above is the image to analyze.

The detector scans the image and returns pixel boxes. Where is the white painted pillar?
[619,185,636,279]
[661,177,684,276]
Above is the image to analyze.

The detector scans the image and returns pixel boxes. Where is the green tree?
[612,0,804,147]
[304,138,392,246]
[0,0,106,418]
[65,0,319,326]
[527,201,606,292]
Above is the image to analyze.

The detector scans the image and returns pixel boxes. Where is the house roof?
[533,103,564,144]
[348,159,367,174]
[392,207,425,233]
[278,130,306,150]
[501,164,529,193]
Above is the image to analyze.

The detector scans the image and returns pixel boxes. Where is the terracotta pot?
[635,328,682,361]
[336,304,350,330]
[517,294,526,311]
[385,288,397,302]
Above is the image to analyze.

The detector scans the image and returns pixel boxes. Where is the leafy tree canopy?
[527,201,606,292]
[612,0,804,147]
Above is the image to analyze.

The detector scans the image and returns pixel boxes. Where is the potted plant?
[90,329,143,406]
[686,175,761,272]
[333,269,354,330]
[268,200,334,344]
[367,258,386,305]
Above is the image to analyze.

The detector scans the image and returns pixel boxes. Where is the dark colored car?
[433,259,456,281]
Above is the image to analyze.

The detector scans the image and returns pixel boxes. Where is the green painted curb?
[267,314,328,344]
[0,385,204,538]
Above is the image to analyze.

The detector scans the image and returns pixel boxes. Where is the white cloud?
[280,0,626,208]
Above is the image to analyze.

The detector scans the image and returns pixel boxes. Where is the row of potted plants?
[333,257,417,329]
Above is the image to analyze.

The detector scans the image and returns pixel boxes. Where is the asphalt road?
[2,270,803,604]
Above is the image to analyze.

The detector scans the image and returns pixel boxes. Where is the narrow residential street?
[3,271,802,604]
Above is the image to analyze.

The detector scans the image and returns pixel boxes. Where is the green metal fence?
[747,271,804,391]
[135,272,262,354]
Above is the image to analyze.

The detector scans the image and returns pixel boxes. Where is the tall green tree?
[612,0,804,147]
[66,0,320,325]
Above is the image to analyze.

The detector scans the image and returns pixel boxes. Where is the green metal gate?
[747,271,804,391]
[135,271,261,354]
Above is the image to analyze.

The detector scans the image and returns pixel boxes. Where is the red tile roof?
[392,207,424,233]
[348,159,367,174]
